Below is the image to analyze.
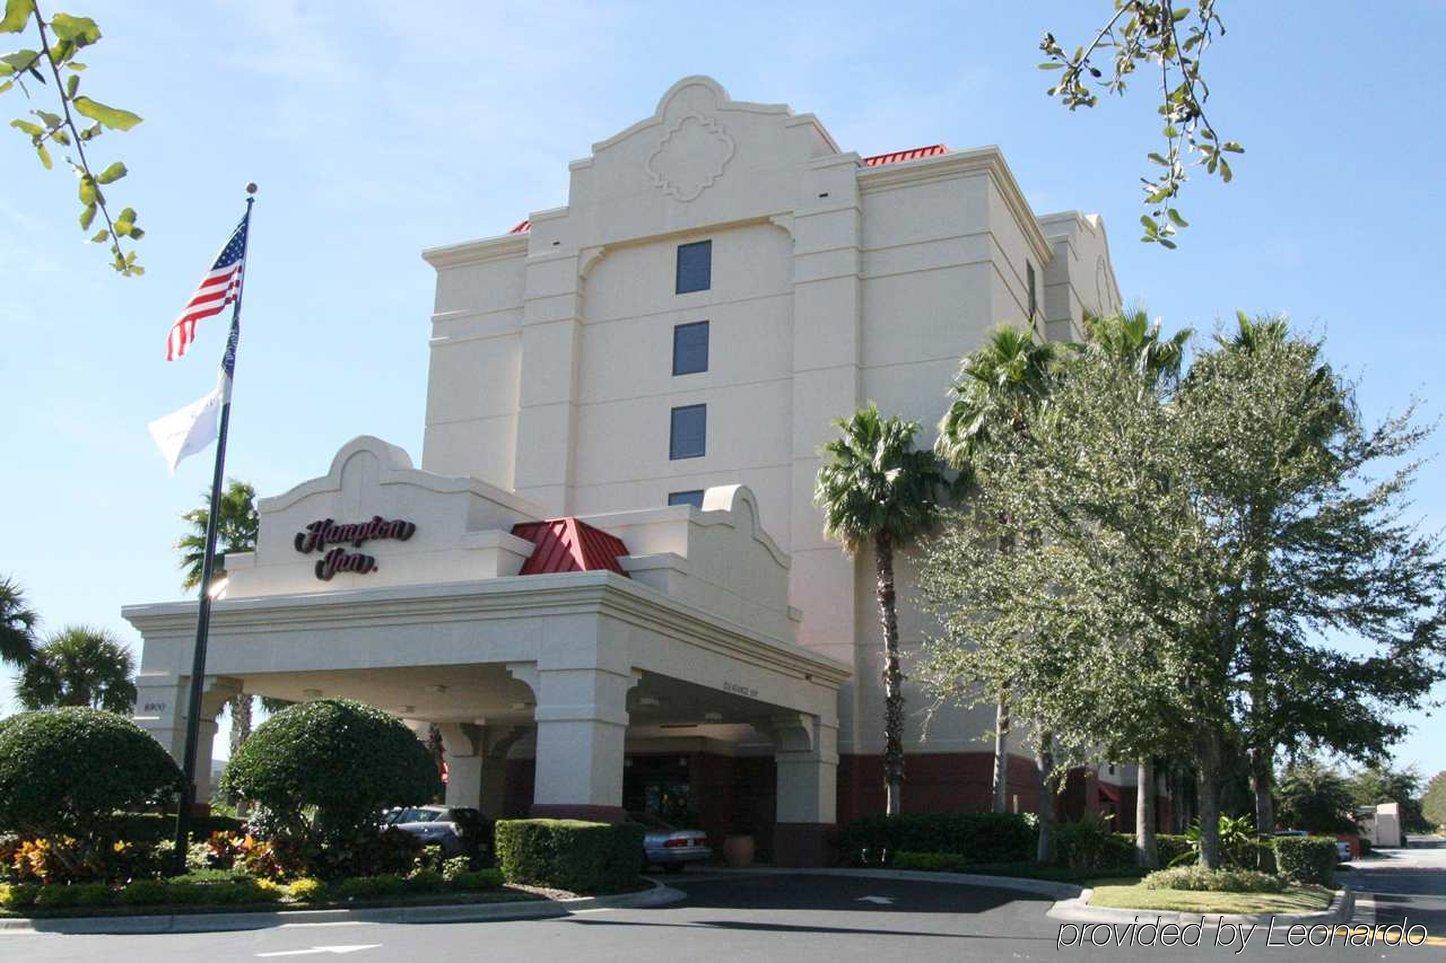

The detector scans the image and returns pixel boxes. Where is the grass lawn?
[1085,877,1336,915]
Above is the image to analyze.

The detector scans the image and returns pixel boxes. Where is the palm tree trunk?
[229,694,253,756]
[1135,756,1158,869]
[874,533,905,816]
[1035,728,1055,863]
[991,693,1010,813]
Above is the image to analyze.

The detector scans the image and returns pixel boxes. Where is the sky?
[1,1,1443,777]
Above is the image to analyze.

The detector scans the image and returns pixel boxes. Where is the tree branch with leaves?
[2,0,144,274]
[1039,1,1242,248]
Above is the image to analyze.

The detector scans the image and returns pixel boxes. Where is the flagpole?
[172,184,256,872]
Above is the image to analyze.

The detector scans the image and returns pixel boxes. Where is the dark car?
[629,811,711,872]
[384,805,490,860]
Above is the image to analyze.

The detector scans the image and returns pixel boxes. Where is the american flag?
[165,215,248,362]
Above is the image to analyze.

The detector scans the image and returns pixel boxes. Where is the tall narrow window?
[669,404,706,460]
[1026,261,1037,320]
[672,321,709,376]
[668,489,705,509]
[675,240,712,294]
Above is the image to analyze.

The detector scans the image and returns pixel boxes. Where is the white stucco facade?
[126,76,1126,848]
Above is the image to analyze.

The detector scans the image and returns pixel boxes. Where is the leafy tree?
[815,404,948,815]
[1039,1,1242,247]
[15,625,136,713]
[1186,315,1446,838]
[919,316,1446,869]
[177,479,261,750]
[2,0,145,274]
[1275,759,1356,834]
[0,707,180,865]
[1422,770,1446,832]
[1348,764,1430,835]
[934,325,1057,816]
[0,575,39,667]
[221,699,440,875]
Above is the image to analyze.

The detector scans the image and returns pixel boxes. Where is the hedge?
[837,812,1035,866]
[1142,866,1286,893]
[494,819,643,894]
[111,813,245,844]
[1274,835,1337,885]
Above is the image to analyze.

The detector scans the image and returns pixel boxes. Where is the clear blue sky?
[2,1,1442,777]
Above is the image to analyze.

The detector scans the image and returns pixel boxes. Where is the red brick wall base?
[773,822,834,867]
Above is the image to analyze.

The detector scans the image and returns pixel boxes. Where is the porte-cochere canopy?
[124,436,849,863]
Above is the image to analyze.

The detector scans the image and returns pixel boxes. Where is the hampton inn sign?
[294,516,417,580]
[123,76,1141,865]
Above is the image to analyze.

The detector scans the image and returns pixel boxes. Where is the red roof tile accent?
[861,144,948,167]
[511,517,629,576]
[508,219,531,234]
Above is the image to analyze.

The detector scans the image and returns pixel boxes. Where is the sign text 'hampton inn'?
[294,516,416,580]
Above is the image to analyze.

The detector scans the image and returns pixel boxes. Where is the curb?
[0,878,685,935]
[1047,885,1355,927]
[700,865,1083,901]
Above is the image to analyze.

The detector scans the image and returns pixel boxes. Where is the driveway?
[0,869,1419,961]
[1344,834,1446,945]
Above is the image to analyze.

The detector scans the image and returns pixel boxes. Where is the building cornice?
[421,233,528,270]
[122,572,852,687]
[858,146,1052,265]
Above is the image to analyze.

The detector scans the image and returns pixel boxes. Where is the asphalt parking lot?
[2,867,1436,961]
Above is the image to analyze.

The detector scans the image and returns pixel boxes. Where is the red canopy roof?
[511,517,629,576]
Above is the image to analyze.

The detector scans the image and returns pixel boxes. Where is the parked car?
[384,805,490,860]
[629,812,711,872]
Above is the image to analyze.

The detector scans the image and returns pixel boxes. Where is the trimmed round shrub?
[1142,865,1286,893]
[0,708,181,840]
[220,699,439,875]
[495,819,643,894]
[287,877,326,902]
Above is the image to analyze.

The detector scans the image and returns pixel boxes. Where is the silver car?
[384,805,488,859]
[630,812,712,872]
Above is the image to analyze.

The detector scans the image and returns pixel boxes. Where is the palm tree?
[0,576,39,668]
[816,404,948,815]
[178,479,259,591]
[935,325,1058,814]
[178,479,261,749]
[16,626,137,714]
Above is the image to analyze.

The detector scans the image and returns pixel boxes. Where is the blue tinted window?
[668,489,705,509]
[675,240,711,294]
[673,321,709,375]
[669,404,706,460]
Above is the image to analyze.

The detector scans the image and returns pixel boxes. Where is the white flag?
[148,372,225,475]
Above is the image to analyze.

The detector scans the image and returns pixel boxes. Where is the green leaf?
[1037,62,1065,70]
[79,202,96,230]
[90,228,107,243]
[35,109,60,128]
[71,95,141,131]
[96,160,126,184]
[0,49,39,74]
[1139,214,1159,237]
[1219,158,1233,183]
[0,0,32,33]
[34,140,48,168]
[1158,237,1178,249]
[1222,141,1244,153]
[127,227,144,241]
[9,116,40,136]
[0,79,11,94]
[65,73,77,97]
[67,61,86,71]
[49,13,101,47]
[78,176,96,205]
[1166,209,1189,228]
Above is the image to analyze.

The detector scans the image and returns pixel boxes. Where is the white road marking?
[856,895,895,905]
[255,945,380,958]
